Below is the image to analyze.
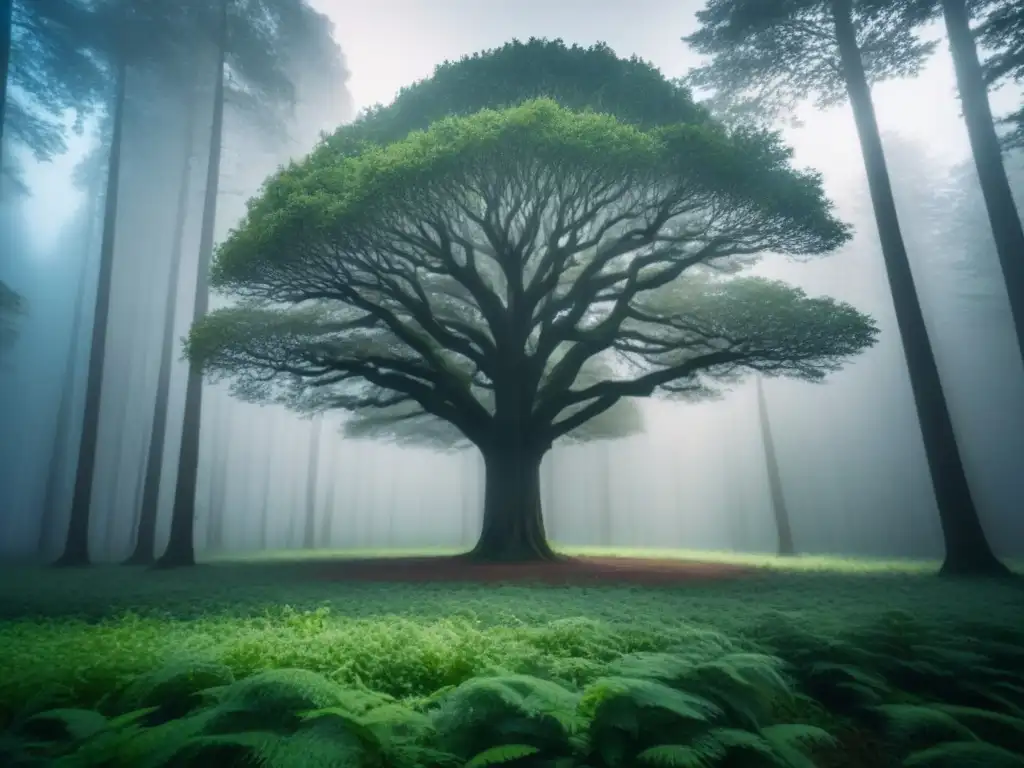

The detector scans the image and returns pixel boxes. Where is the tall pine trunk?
[205,399,230,551]
[56,55,128,567]
[301,414,323,549]
[0,0,11,174]
[256,438,272,552]
[125,67,201,565]
[940,0,1024,365]
[600,443,613,546]
[831,0,1008,576]
[38,188,101,557]
[755,375,794,556]
[319,433,337,547]
[157,0,228,568]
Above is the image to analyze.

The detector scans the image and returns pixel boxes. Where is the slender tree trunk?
[102,292,147,558]
[56,56,128,567]
[301,414,324,549]
[600,443,613,546]
[469,443,558,562]
[755,376,794,556]
[0,0,12,175]
[205,399,229,551]
[941,0,1024,365]
[831,0,1009,577]
[125,76,199,565]
[157,0,228,568]
[320,433,337,547]
[257,422,274,550]
[38,190,101,557]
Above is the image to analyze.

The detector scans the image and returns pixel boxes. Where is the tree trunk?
[156,0,228,569]
[0,0,11,175]
[38,188,101,558]
[831,0,1009,577]
[102,291,147,559]
[468,445,558,562]
[600,443,613,546]
[755,375,794,556]
[320,435,337,547]
[301,414,323,549]
[125,73,199,565]
[56,55,128,568]
[941,0,1024,366]
[205,399,230,551]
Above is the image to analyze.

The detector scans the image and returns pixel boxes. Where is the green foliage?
[325,38,712,155]
[683,0,937,127]
[902,740,1024,767]
[2,562,1024,765]
[187,37,874,463]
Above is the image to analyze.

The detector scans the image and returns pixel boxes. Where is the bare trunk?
[755,376,794,556]
[469,445,557,562]
[257,418,274,550]
[56,56,128,568]
[0,0,11,177]
[831,0,1009,577]
[38,190,101,557]
[205,401,230,551]
[126,65,201,565]
[600,443,613,546]
[301,414,323,549]
[320,436,337,546]
[941,0,1024,366]
[157,0,228,569]
[102,297,148,559]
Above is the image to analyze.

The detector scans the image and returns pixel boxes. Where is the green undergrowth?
[0,555,1022,765]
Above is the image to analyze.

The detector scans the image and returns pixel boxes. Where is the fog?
[2,0,1023,563]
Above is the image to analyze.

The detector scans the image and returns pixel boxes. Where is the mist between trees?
[1,1,1022,571]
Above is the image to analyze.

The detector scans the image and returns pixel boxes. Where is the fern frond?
[111,660,235,722]
[636,744,715,767]
[760,723,837,768]
[464,744,540,767]
[902,740,1024,767]
[16,709,108,743]
[579,677,720,723]
[874,703,977,744]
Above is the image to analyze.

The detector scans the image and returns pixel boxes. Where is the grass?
[0,547,1022,766]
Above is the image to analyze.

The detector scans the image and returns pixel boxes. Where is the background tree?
[2,0,105,189]
[0,278,22,359]
[56,0,204,567]
[187,92,877,562]
[974,0,1024,148]
[684,0,1010,576]
[302,413,323,549]
[755,375,794,556]
[873,0,1024,364]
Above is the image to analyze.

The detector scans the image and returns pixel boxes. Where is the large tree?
[186,94,877,562]
[684,0,1011,575]
[872,0,1024,365]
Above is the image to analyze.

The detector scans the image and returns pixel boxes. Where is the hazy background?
[3,0,1023,560]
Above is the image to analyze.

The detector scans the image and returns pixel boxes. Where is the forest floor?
[0,548,1022,766]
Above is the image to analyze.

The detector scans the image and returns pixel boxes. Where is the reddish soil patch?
[311,555,758,587]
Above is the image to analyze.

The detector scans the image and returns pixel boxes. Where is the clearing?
[0,548,1021,766]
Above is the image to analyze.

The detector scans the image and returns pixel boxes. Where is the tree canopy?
[682,0,937,126]
[187,96,876,453]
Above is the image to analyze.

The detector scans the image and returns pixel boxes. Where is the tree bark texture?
[56,55,128,567]
[831,0,1009,576]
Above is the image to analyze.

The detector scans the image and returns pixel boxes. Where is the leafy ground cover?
[0,549,1022,766]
